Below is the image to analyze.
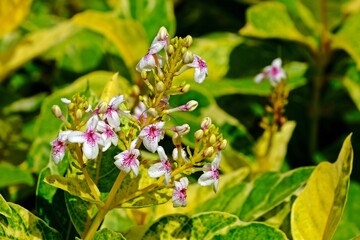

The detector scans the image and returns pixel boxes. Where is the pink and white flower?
[97,121,118,152]
[148,146,172,184]
[172,177,189,207]
[51,130,71,164]
[149,26,169,55]
[136,53,163,72]
[102,95,125,129]
[187,54,208,84]
[114,139,140,176]
[139,121,165,153]
[198,152,221,192]
[68,116,104,160]
[255,58,286,86]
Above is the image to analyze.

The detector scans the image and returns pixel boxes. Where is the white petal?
[67,131,86,143]
[194,67,206,84]
[87,115,99,129]
[148,163,165,178]
[61,98,71,104]
[131,159,140,176]
[255,73,264,84]
[83,142,99,159]
[198,172,215,186]
[213,179,219,192]
[107,112,120,129]
[212,152,222,169]
[143,138,157,153]
[110,95,124,108]
[179,177,189,188]
[52,151,65,164]
[157,146,168,161]
[102,140,112,152]
[272,58,282,68]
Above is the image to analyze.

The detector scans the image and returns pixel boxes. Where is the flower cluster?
[50,26,226,208]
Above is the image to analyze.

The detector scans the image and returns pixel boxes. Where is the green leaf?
[195,167,314,222]
[101,208,135,233]
[142,212,288,239]
[94,228,126,240]
[71,10,148,80]
[0,202,62,239]
[0,21,78,82]
[333,12,360,69]
[240,2,316,50]
[333,181,360,240]
[254,121,296,171]
[44,175,102,205]
[0,194,12,218]
[291,133,354,240]
[343,66,360,110]
[106,0,176,42]
[0,162,34,188]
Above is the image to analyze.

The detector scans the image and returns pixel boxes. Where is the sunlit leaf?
[333,12,360,69]
[0,162,34,188]
[333,181,360,240]
[0,202,61,239]
[0,21,78,82]
[343,66,360,110]
[0,0,33,38]
[240,2,316,50]
[71,10,148,80]
[94,228,126,240]
[0,194,12,218]
[44,175,102,205]
[106,0,176,42]
[195,167,314,222]
[291,133,354,240]
[142,212,288,239]
[254,121,296,171]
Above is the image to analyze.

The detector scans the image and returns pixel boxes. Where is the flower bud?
[180,100,198,112]
[68,103,75,111]
[181,84,191,93]
[201,117,212,130]
[203,147,214,158]
[157,26,169,40]
[181,47,187,54]
[218,139,227,150]
[51,105,63,118]
[156,81,165,93]
[167,45,174,55]
[147,108,158,117]
[182,51,194,64]
[184,35,193,47]
[76,109,83,120]
[141,70,148,79]
[209,134,217,145]
[172,132,181,146]
[194,129,204,141]
[173,124,190,136]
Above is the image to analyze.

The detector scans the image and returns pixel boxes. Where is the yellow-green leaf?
[0,194,12,218]
[44,175,102,205]
[0,21,78,82]
[291,133,354,240]
[240,2,316,51]
[0,0,32,38]
[254,121,296,171]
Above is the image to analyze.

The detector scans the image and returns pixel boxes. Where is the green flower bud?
[51,105,63,118]
[181,84,191,93]
[203,147,214,158]
[141,70,148,79]
[218,139,227,150]
[194,129,204,141]
[167,45,174,55]
[201,117,212,130]
[156,81,165,93]
[76,109,83,120]
[209,134,217,145]
[182,51,194,64]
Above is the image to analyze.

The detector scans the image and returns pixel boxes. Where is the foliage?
[0,0,359,239]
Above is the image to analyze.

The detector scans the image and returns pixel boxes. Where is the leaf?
[333,181,360,240]
[254,121,296,171]
[0,194,12,218]
[44,175,102,205]
[94,228,126,240]
[0,162,34,188]
[240,2,316,50]
[195,167,314,222]
[333,12,360,69]
[0,202,62,239]
[343,66,360,110]
[101,208,135,233]
[107,0,176,42]
[0,0,33,38]
[291,133,354,240]
[142,212,288,239]
[71,10,148,80]
[0,21,78,82]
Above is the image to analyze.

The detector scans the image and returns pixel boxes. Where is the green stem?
[83,171,126,240]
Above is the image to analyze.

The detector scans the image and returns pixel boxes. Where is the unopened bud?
[180,100,198,112]
[209,134,217,145]
[147,108,158,117]
[203,147,214,158]
[68,103,75,110]
[173,124,190,136]
[167,45,174,55]
[182,51,194,64]
[141,70,148,79]
[76,109,83,119]
[184,35,193,47]
[172,133,181,146]
[181,84,191,93]
[194,129,204,141]
[218,139,227,150]
[51,105,63,118]
[181,47,187,54]
[157,26,169,40]
[201,117,212,130]
[156,81,165,93]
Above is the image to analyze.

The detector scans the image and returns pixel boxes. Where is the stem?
[83,171,126,240]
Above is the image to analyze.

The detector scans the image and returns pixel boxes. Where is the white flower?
[187,54,208,83]
[172,177,189,207]
[136,53,163,72]
[148,146,172,184]
[50,131,72,164]
[139,121,165,153]
[198,152,221,192]
[103,95,125,129]
[97,121,118,152]
[255,58,286,86]
[68,116,104,160]
[114,139,140,176]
